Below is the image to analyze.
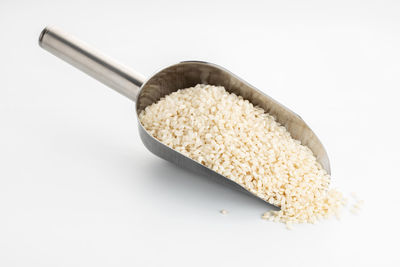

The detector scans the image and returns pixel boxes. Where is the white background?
[1,0,399,266]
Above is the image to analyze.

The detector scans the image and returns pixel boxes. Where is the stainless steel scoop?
[39,26,330,204]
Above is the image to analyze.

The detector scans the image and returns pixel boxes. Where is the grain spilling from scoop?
[139,84,346,225]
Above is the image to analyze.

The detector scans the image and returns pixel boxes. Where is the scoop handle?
[39,26,145,102]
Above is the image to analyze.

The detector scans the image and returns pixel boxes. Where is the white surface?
[1,0,399,266]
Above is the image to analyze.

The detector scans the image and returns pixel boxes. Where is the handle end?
[38,27,50,47]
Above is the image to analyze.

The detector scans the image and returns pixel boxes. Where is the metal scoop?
[39,26,330,204]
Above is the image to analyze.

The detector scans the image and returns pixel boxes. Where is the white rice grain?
[139,84,345,224]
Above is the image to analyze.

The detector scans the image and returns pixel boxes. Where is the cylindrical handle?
[39,26,145,102]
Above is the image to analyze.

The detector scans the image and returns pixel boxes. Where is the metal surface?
[39,26,145,101]
[39,26,331,205]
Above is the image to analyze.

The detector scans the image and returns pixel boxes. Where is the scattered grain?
[220,209,228,215]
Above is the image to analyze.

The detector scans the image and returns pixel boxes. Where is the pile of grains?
[139,84,346,226]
